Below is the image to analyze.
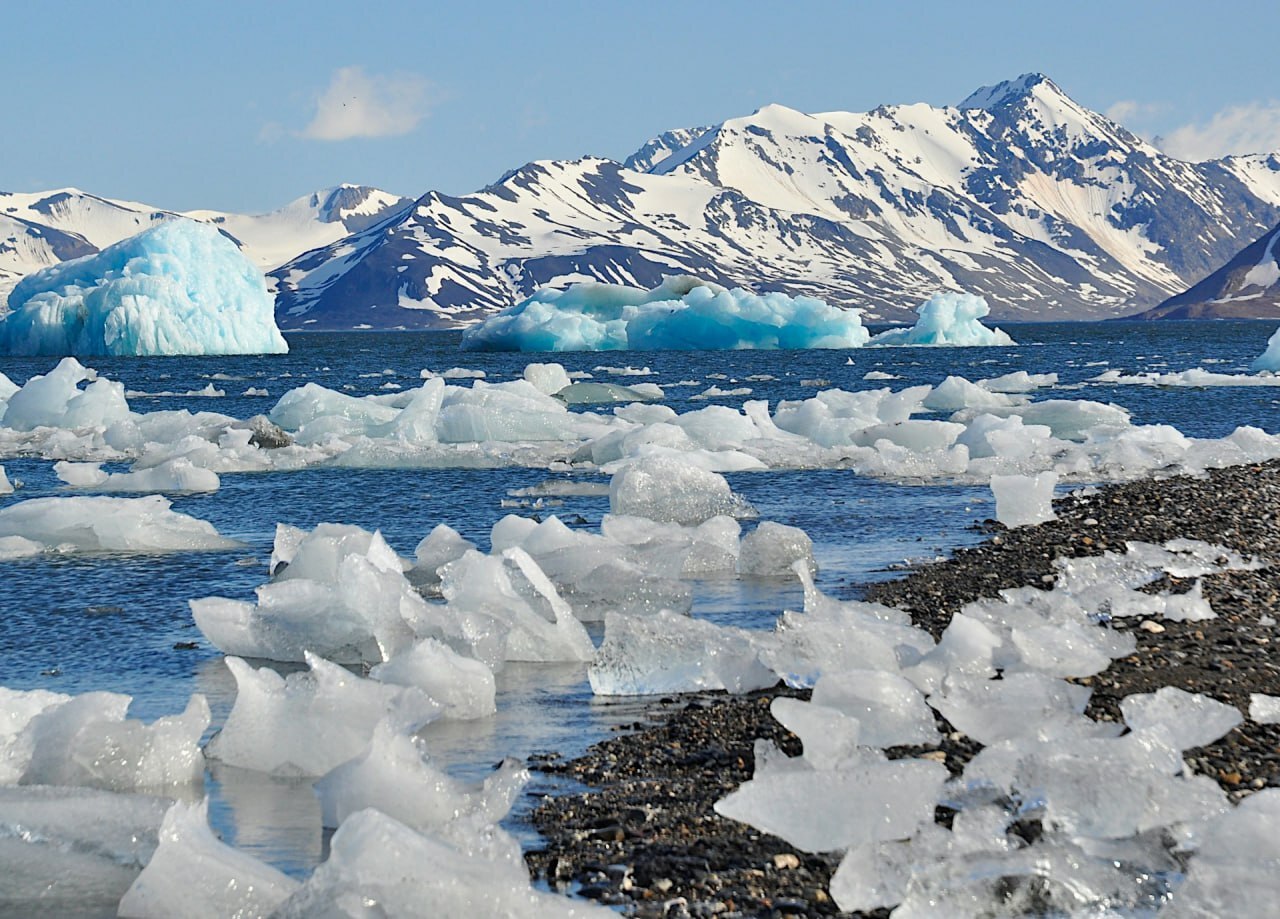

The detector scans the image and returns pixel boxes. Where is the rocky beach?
[526,460,1280,917]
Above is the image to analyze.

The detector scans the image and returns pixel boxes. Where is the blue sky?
[4,0,1278,213]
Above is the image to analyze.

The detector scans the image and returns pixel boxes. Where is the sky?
[3,0,1278,214]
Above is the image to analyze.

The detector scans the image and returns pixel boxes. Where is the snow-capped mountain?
[1,185,411,305]
[1131,215,1280,319]
[272,74,1280,329]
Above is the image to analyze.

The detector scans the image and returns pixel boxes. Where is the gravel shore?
[525,461,1280,917]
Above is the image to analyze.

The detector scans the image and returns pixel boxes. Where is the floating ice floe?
[6,357,1280,494]
[460,275,871,351]
[0,495,240,555]
[0,220,288,356]
[1092,367,1280,387]
[55,457,220,493]
[868,292,1015,347]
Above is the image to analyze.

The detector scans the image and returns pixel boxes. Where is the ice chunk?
[0,686,72,781]
[461,275,870,352]
[956,413,1053,461]
[439,548,595,667]
[922,376,1019,412]
[55,456,220,493]
[1119,687,1242,751]
[314,720,525,830]
[116,798,298,919]
[769,697,867,770]
[268,381,400,437]
[868,292,1015,347]
[609,455,755,524]
[737,521,816,577]
[192,522,427,664]
[0,494,239,554]
[0,356,131,430]
[1166,789,1280,916]
[811,670,940,748]
[0,220,287,356]
[588,610,776,695]
[371,639,497,719]
[274,808,611,918]
[601,513,740,579]
[765,565,935,687]
[1251,326,1280,372]
[714,758,947,852]
[0,464,12,495]
[900,613,1000,696]
[409,524,476,591]
[929,672,1093,746]
[522,362,572,395]
[0,786,169,916]
[493,513,695,620]
[5,688,208,791]
[1249,693,1280,724]
[990,471,1058,527]
[205,654,440,776]
[980,370,1058,393]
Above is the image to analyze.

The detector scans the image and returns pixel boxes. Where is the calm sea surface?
[1,320,1277,875]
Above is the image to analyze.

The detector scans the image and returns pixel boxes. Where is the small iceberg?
[460,276,870,352]
[1252,326,1280,372]
[0,220,288,357]
[870,292,1015,347]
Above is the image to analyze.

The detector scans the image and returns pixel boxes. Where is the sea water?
[0,320,1277,883]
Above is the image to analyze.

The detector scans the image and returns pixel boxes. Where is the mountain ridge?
[7,74,1280,328]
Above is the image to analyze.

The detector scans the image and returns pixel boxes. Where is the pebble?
[1139,620,1166,634]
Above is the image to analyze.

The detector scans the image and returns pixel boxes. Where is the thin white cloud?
[1105,100,1142,123]
[1159,101,1280,161]
[301,66,433,141]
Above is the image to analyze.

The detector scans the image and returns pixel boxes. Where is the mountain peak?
[959,73,1060,111]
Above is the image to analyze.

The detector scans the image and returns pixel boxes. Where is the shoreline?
[523,460,1280,917]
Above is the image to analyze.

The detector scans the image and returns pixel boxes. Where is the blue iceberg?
[460,277,870,352]
[0,220,288,356]
[869,292,1015,347]
[1253,327,1280,372]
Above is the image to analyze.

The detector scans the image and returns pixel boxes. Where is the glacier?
[869,292,1015,346]
[0,220,288,357]
[460,276,871,352]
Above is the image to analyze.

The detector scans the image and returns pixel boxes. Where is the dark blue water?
[1,320,1278,875]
